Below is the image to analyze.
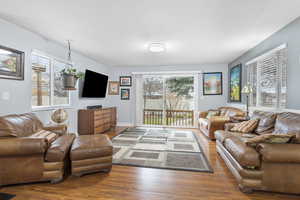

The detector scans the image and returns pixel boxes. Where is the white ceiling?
[0,0,300,67]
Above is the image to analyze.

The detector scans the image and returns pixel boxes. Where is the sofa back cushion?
[273,112,300,135]
[0,113,43,137]
[251,110,277,134]
[218,107,245,117]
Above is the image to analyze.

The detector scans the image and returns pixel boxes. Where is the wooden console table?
[78,107,116,135]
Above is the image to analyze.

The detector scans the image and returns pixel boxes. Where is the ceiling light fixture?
[148,43,166,53]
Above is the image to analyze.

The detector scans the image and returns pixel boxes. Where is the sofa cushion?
[274,112,300,134]
[230,119,259,133]
[71,135,113,161]
[245,134,294,147]
[45,134,76,162]
[224,137,260,168]
[215,130,232,143]
[251,111,277,134]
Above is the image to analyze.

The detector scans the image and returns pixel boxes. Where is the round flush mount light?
[148,43,166,53]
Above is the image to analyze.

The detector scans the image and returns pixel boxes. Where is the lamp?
[241,83,253,118]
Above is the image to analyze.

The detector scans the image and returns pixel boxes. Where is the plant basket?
[62,74,78,90]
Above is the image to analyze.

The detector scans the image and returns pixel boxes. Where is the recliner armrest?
[199,111,208,118]
[43,124,67,135]
[0,138,47,156]
[257,143,300,163]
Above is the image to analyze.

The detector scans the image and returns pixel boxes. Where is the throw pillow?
[206,110,220,119]
[251,111,277,134]
[230,119,259,133]
[245,134,294,147]
[30,130,58,146]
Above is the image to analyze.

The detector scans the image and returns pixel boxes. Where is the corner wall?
[228,17,300,110]
[0,18,111,132]
[107,65,228,125]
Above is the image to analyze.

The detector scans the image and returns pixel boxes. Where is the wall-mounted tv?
[82,69,108,98]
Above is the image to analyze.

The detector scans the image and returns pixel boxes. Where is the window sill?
[31,105,73,112]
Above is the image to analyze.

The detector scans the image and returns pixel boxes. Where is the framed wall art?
[108,81,119,95]
[229,64,242,102]
[119,76,132,86]
[203,72,223,95]
[0,45,24,80]
[121,88,130,100]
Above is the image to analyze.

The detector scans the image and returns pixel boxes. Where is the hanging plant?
[61,40,85,90]
[60,67,84,90]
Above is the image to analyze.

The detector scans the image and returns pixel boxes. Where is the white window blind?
[31,52,71,108]
[246,44,287,109]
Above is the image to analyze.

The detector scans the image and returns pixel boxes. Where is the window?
[246,44,287,109]
[31,52,70,108]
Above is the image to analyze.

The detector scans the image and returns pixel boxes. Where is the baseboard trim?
[117,122,134,127]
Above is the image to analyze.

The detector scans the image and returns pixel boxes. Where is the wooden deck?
[1,127,299,200]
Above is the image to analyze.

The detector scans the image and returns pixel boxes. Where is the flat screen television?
[82,69,108,98]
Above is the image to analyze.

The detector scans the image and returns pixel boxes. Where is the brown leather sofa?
[215,111,300,194]
[0,113,75,186]
[199,107,246,140]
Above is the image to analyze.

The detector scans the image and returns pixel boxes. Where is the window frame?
[31,50,72,111]
[245,44,287,110]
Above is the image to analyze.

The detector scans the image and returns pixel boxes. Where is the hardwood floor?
[1,127,300,200]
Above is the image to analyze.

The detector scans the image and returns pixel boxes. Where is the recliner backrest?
[273,112,300,134]
[0,113,43,137]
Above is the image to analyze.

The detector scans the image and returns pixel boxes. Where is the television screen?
[82,70,108,98]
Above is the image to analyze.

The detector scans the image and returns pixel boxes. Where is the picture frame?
[120,88,130,100]
[0,45,25,80]
[203,72,223,95]
[229,64,242,102]
[119,76,132,86]
[108,81,119,95]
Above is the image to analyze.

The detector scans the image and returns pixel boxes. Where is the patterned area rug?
[112,128,213,172]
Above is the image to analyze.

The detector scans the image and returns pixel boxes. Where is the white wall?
[107,65,228,125]
[0,18,228,130]
[0,18,111,132]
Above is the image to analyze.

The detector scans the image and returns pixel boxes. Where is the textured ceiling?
[0,0,299,67]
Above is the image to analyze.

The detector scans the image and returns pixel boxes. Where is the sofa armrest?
[0,138,47,157]
[257,143,300,163]
[43,124,67,135]
[224,123,237,131]
[199,111,208,118]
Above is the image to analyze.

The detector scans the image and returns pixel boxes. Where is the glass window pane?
[31,54,51,107]
[53,60,70,105]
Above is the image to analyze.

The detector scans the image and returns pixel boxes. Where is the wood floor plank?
[1,127,300,200]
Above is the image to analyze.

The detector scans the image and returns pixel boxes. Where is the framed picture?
[0,45,24,80]
[203,72,223,95]
[121,88,130,100]
[119,76,132,86]
[229,64,242,102]
[108,81,119,95]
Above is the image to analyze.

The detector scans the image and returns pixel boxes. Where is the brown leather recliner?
[199,107,246,140]
[215,111,300,194]
[0,113,75,186]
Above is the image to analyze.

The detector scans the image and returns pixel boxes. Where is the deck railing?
[143,109,194,127]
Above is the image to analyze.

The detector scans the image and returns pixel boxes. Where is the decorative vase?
[62,74,78,90]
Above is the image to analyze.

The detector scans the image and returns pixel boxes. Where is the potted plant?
[60,67,84,90]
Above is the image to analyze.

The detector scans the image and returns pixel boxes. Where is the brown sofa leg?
[50,177,63,184]
[239,185,253,194]
[102,167,112,173]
